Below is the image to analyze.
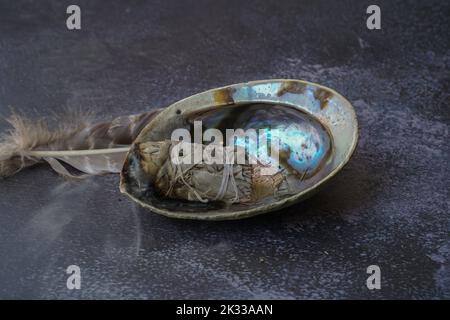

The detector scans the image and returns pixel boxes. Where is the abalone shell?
[120,79,358,220]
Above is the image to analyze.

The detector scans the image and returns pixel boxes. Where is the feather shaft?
[26,147,130,157]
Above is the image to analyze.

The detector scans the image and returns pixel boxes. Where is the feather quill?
[0,109,161,178]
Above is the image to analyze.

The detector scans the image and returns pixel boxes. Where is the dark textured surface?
[0,0,449,299]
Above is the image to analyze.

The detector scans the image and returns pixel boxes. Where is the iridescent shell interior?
[120,80,358,220]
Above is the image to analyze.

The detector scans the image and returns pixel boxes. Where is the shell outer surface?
[120,79,358,220]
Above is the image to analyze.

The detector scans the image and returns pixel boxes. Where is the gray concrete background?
[0,0,448,299]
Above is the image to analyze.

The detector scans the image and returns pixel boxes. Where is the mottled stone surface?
[0,0,448,299]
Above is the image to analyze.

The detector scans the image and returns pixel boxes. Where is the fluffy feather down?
[0,109,160,178]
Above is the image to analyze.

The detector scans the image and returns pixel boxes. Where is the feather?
[0,109,161,178]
